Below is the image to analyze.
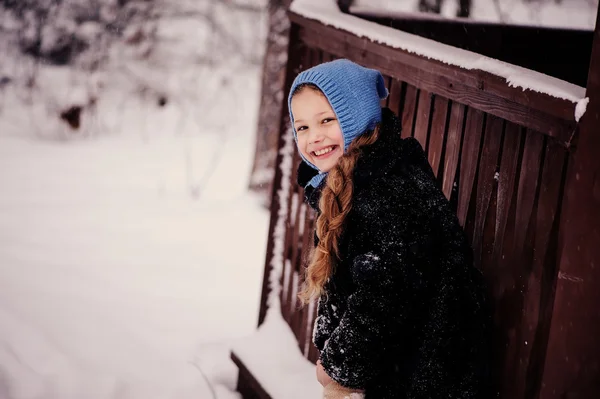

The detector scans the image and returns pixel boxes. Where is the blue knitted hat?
[288,59,389,188]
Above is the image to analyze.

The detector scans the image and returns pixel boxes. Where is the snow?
[231,310,322,399]
[227,111,322,398]
[575,97,590,122]
[0,88,270,398]
[290,0,587,107]
[266,126,296,309]
[0,2,273,398]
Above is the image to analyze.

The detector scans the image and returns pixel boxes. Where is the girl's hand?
[316,360,334,387]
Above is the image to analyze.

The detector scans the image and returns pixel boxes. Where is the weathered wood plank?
[387,78,403,118]
[520,139,567,398]
[428,95,449,178]
[513,131,545,259]
[354,13,593,88]
[442,102,465,199]
[508,129,545,399]
[457,108,485,228]
[493,122,522,266]
[414,90,432,150]
[472,114,504,269]
[382,75,393,107]
[401,84,419,138]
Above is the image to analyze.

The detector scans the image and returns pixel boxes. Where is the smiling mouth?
[312,145,338,158]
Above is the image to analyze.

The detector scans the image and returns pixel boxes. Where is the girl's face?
[291,88,344,173]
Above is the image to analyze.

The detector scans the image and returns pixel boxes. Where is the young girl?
[288,59,492,398]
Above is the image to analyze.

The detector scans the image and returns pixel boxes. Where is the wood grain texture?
[401,84,419,138]
[413,90,432,150]
[442,102,465,199]
[472,114,504,269]
[387,78,403,119]
[428,95,450,178]
[457,108,485,228]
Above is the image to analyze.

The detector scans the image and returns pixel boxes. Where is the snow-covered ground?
[0,77,269,398]
[0,1,269,394]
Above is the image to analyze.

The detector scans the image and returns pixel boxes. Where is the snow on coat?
[298,108,493,398]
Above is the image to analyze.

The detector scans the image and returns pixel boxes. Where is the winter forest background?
[0,0,596,398]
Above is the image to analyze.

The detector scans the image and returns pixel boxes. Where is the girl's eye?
[322,118,334,124]
[296,125,307,132]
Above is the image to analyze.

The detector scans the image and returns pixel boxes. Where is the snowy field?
[0,84,269,399]
[0,93,269,399]
[0,24,268,399]
[0,0,270,397]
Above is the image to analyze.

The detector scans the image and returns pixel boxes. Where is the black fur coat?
[298,108,492,398]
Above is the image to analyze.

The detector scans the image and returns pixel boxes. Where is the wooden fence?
[241,8,597,399]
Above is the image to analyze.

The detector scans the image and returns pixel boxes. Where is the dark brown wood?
[457,108,484,227]
[508,129,545,399]
[519,139,567,398]
[290,12,578,144]
[513,131,545,262]
[540,7,600,399]
[488,123,524,398]
[414,90,432,149]
[442,102,465,199]
[428,95,449,178]
[387,78,403,118]
[492,122,522,266]
[353,13,593,87]
[232,352,272,399]
[401,84,418,138]
[381,75,392,107]
[258,25,304,327]
[472,114,503,268]
[281,151,300,322]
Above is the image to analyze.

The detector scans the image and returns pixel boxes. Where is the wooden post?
[257,22,303,327]
[540,7,600,399]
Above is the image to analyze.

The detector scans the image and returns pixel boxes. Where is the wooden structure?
[233,5,600,399]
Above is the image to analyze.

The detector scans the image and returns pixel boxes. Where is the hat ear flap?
[376,72,389,100]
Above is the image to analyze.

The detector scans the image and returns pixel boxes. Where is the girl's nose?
[309,127,324,144]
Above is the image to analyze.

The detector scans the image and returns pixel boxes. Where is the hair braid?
[299,126,380,303]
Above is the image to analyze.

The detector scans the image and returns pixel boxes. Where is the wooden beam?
[353,14,593,87]
[540,6,600,399]
[289,12,578,146]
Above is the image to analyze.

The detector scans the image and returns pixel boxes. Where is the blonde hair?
[294,84,380,303]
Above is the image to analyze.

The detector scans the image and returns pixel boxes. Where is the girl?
[288,59,492,398]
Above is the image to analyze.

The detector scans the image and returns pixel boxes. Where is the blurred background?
[0,1,596,398]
